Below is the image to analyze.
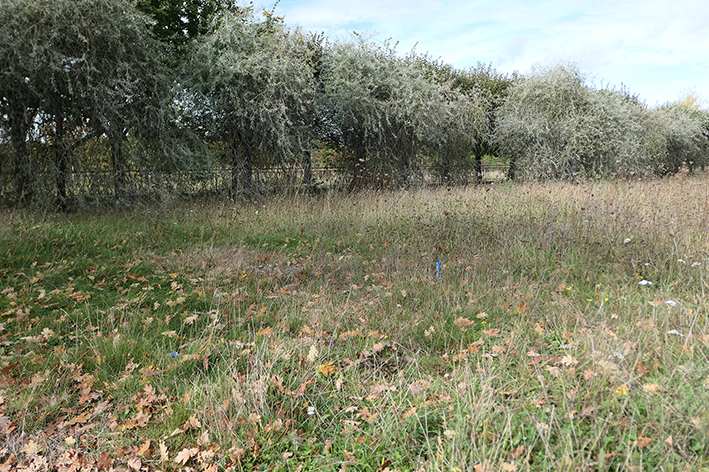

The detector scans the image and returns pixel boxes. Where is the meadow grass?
[1,175,709,471]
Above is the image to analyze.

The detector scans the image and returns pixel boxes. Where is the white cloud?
[257,0,709,105]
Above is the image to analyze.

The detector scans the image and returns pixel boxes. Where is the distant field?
[1,176,709,471]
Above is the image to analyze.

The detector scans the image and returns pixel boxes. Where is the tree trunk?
[10,111,32,205]
[507,155,517,181]
[111,135,127,202]
[473,155,483,184]
[55,110,69,211]
[230,144,253,199]
[302,150,313,192]
[348,152,366,192]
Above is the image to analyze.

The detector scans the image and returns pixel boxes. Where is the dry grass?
[1,175,709,471]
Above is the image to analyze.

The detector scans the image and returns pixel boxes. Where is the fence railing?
[0,163,510,206]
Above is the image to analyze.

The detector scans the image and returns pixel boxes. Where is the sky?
[252,0,709,108]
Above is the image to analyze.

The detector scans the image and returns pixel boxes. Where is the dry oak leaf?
[174,447,198,465]
[137,439,151,457]
[560,355,579,366]
[491,345,507,354]
[66,410,92,426]
[632,436,652,449]
[545,365,561,377]
[306,345,318,363]
[454,317,475,331]
[482,328,500,337]
[642,383,662,394]
[401,407,417,420]
[127,456,142,471]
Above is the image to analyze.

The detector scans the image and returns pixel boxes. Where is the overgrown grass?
[2,176,709,471]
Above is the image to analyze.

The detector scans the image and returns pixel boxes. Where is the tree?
[135,0,241,65]
[188,8,319,198]
[496,63,649,180]
[0,0,172,208]
[0,0,44,203]
[646,99,709,175]
[320,38,485,189]
[412,58,516,183]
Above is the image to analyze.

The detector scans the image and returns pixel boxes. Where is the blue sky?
[253,0,709,107]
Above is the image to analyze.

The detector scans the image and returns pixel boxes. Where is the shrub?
[496,63,652,180]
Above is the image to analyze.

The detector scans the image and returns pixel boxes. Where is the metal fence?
[0,163,510,207]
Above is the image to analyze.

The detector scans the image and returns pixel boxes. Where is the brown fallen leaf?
[632,436,652,449]
[127,456,141,471]
[174,447,198,465]
[159,440,169,461]
[66,411,92,426]
[483,328,500,337]
[560,355,578,366]
[137,439,151,457]
[545,365,561,377]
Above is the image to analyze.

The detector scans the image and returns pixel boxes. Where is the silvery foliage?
[319,38,486,187]
[644,102,709,175]
[496,64,653,180]
[0,0,172,205]
[190,9,317,174]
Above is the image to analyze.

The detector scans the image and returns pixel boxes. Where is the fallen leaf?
[127,456,141,470]
[188,415,201,429]
[401,407,417,420]
[174,447,198,465]
[256,326,273,336]
[159,440,169,461]
[454,317,475,331]
[545,366,561,377]
[66,411,92,426]
[632,436,652,449]
[510,445,525,459]
[137,439,151,457]
[560,355,579,366]
[21,440,42,456]
[642,383,661,394]
[306,345,318,363]
[318,361,339,376]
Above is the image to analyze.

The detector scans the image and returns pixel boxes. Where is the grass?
[1,175,709,471]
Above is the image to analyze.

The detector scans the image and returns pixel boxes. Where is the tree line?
[1,0,708,209]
